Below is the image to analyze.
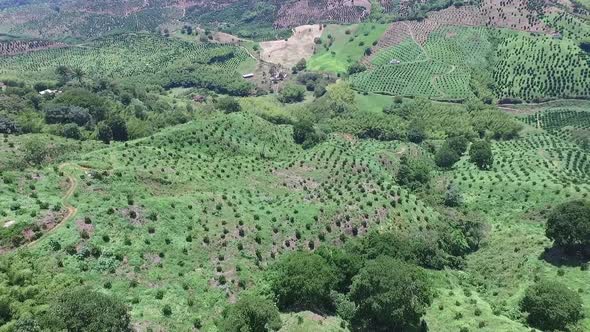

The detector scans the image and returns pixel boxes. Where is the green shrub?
[469,140,493,170]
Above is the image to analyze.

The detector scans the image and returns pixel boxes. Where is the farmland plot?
[353,26,492,100]
[0,33,250,82]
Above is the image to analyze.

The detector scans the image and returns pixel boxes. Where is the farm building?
[242,73,254,79]
[270,71,287,83]
[39,89,60,96]
[192,95,206,103]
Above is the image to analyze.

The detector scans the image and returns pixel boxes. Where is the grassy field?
[307,23,388,73]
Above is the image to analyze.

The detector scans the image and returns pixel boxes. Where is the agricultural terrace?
[0,33,253,83]
[0,40,67,56]
[378,0,455,18]
[544,12,590,42]
[492,30,590,101]
[478,0,556,33]
[365,5,484,63]
[6,6,176,39]
[274,0,371,28]
[351,26,492,100]
[307,23,388,73]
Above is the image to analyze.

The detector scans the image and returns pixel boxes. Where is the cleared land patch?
[260,25,323,69]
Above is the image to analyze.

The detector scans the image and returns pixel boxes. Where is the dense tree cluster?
[546,200,590,252]
[264,232,436,331]
[469,140,493,170]
[521,280,583,331]
[47,288,131,331]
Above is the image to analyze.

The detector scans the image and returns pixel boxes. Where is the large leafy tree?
[47,288,131,332]
[292,119,322,148]
[216,96,242,114]
[435,144,460,169]
[279,84,306,103]
[521,280,583,331]
[545,200,590,250]
[397,155,432,188]
[469,140,493,170]
[349,256,432,332]
[107,115,128,141]
[270,251,338,312]
[220,295,282,332]
[96,122,113,144]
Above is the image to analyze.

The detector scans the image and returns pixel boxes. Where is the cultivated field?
[351,26,492,100]
[0,33,251,82]
[274,0,371,28]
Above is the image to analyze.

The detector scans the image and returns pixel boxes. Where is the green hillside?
[1,1,590,331]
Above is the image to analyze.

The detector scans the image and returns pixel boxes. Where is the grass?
[279,312,347,332]
[307,23,388,73]
[354,92,399,113]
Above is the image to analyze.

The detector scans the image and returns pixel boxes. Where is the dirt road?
[24,163,80,249]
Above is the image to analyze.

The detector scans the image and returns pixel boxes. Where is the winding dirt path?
[24,163,81,249]
[431,64,457,98]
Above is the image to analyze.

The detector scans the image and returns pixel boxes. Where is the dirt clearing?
[260,24,322,68]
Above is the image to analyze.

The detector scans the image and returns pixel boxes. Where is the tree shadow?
[540,246,590,267]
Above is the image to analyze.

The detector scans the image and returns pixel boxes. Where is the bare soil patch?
[3,220,15,228]
[260,25,323,68]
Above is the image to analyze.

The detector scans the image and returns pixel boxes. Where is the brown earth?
[260,24,323,68]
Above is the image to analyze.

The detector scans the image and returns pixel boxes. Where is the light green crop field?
[307,23,388,73]
[423,107,590,331]
[2,3,590,331]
